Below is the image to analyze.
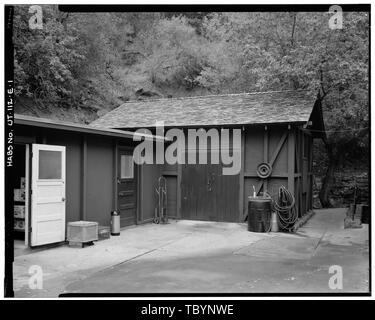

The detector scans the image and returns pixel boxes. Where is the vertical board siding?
[140,164,162,222]
[181,159,239,222]
[86,136,114,226]
[166,176,177,218]
[16,122,315,227]
[269,129,288,174]
[243,127,290,218]
[244,129,263,173]
[287,130,295,196]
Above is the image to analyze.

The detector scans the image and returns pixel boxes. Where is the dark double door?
[181,161,239,222]
[117,148,137,227]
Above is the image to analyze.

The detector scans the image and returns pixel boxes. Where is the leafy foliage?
[14,6,85,106]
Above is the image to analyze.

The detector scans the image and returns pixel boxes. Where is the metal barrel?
[247,197,272,232]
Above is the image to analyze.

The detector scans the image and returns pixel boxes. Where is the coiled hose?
[272,186,298,232]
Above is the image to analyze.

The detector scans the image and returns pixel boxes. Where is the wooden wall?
[294,128,314,217]
[243,125,291,219]
[85,136,115,226]
[162,124,314,223]
[138,164,163,223]
[162,164,179,218]
[15,124,162,229]
[243,125,313,219]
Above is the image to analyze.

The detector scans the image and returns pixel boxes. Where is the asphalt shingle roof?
[90,90,317,129]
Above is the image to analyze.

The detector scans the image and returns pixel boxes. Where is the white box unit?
[14,205,25,218]
[67,221,98,243]
[14,189,25,201]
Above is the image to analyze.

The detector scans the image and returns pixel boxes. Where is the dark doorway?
[117,148,137,227]
[181,157,239,222]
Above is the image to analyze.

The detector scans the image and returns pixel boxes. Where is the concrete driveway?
[14,208,369,297]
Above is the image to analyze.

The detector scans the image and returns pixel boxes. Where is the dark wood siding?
[138,164,162,222]
[181,154,239,222]
[85,136,115,226]
[15,124,161,229]
[166,176,178,218]
[243,126,290,220]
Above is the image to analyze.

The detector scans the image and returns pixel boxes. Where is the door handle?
[62,197,66,202]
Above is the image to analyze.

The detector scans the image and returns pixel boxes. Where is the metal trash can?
[248,197,272,232]
[111,211,120,236]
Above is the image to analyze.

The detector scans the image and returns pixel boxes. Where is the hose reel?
[257,162,272,179]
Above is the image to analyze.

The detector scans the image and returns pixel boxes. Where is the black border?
[0,300,373,317]
[4,3,371,299]
[4,5,14,298]
[58,4,370,12]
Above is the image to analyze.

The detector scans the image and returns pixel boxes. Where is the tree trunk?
[319,144,336,207]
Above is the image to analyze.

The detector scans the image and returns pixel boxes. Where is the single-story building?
[91,89,326,224]
[13,114,165,247]
[13,89,325,248]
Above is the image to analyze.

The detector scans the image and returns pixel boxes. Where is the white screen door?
[31,144,66,246]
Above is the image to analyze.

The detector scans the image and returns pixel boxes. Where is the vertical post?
[263,126,269,194]
[177,163,182,218]
[81,135,87,221]
[295,130,301,217]
[309,135,313,210]
[24,144,29,247]
[136,159,142,223]
[113,140,118,214]
[238,128,245,221]
[287,127,295,199]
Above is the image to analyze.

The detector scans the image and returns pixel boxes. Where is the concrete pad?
[13,208,369,297]
[234,236,319,260]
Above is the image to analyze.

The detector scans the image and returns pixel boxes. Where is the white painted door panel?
[31,144,66,246]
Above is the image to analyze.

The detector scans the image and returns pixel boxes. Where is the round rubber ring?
[257,162,272,179]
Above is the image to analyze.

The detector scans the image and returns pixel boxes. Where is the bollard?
[271,211,279,232]
[111,211,120,236]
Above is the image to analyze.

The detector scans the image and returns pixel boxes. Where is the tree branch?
[291,13,297,47]
[319,65,328,99]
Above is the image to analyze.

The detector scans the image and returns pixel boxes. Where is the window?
[120,155,134,179]
[38,150,62,179]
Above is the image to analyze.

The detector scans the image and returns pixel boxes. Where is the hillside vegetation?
[13,6,369,206]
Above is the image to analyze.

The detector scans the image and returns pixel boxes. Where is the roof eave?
[109,120,308,131]
[14,115,166,142]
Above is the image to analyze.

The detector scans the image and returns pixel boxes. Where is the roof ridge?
[118,89,312,106]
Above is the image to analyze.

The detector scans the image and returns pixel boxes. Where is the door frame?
[14,142,30,247]
[25,144,30,247]
[14,136,36,247]
[115,145,139,227]
[31,143,66,246]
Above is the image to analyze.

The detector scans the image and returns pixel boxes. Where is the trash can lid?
[111,211,119,216]
[68,221,98,227]
[248,196,272,202]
